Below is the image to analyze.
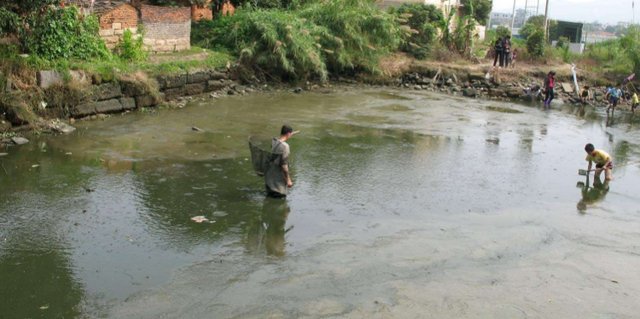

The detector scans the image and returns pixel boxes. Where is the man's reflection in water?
[577,175,610,214]
[262,198,292,257]
[247,198,292,258]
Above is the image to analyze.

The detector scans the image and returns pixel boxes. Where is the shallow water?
[1,89,640,318]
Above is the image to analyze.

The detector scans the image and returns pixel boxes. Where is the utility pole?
[537,0,540,15]
[511,0,517,38]
[543,0,550,40]
[524,0,528,22]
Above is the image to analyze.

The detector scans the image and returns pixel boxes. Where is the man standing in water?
[265,125,294,197]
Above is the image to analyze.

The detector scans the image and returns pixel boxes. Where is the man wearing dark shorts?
[607,84,623,116]
[585,143,613,181]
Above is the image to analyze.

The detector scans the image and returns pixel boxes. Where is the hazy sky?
[491,0,637,24]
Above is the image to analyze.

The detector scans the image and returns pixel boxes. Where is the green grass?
[67,49,235,78]
[2,46,235,83]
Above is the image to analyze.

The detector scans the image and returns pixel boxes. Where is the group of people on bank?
[492,36,518,69]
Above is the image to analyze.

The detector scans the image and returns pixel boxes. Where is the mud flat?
[1,89,639,318]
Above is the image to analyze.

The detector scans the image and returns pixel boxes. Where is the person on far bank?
[492,38,504,69]
[632,91,639,113]
[510,48,518,68]
[543,71,556,107]
[579,85,590,105]
[606,84,623,116]
[265,125,294,198]
[584,143,613,181]
[503,36,512,68]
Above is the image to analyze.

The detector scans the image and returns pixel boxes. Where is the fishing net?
[248,135,284,176]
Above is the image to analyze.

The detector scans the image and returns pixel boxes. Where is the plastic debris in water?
[191,216,209,223]
[39,305,49,310]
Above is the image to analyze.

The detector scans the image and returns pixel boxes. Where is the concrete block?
[114,29,124,35]
[94,99,124,113]
[157,73,186,89]
[210,72,228,81]
[167,39,178,45]
[120,97,136,110]
[72,103,97,117]
[93,82,123,101]
[187,70,211,84]
[120,80,149,97]
[185,83,205,96]
[69,71,90,85]
[143,38,155,45]
[99,29,115,37]
[135,95,160,108]
[206,80,227,92]
[113,23,122,30]
[37,71,63,89]
[163,87,186,101]
[156,40,166,45]
[103,36,120,43]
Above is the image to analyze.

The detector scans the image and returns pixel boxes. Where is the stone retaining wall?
[155,69,234,101]
[65,68,233,119]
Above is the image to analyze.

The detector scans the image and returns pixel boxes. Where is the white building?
[379,0,460,15]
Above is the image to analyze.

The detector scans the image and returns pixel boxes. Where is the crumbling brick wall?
[97,4,140,50]
[191,0,213,21]
[140,5,191,53]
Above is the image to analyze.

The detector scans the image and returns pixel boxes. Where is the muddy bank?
[0,62,628,147]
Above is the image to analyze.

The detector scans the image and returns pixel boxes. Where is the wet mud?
[1,89,640,318]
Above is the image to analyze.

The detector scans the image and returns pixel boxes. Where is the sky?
[491,0,637,25]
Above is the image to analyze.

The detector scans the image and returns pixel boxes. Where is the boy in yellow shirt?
[584,143,613,181]
[632,92,639,113]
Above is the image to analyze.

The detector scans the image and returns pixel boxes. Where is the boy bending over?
[584,143,613,181]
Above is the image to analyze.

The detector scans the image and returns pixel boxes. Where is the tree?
[459,0,491,25]
[0,0,59,36]
[526,14,545,27]
[519,23,537,39]
[495,26,510,39]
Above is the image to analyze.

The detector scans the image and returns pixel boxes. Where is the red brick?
[98,3,139,29]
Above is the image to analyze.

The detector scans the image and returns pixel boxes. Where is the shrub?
[198,0,405,80]
[526,27,545,59]
[22,7,110,61]
[116,29,148,62]
[556,36,569,49]
[620,25,640,74]
[388,3,442,59]
[519,23,537,40]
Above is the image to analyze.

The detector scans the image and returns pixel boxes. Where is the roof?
[140,4,191,23]
[68,0,132,16]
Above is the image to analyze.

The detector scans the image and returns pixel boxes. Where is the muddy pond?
[1,89,640,318]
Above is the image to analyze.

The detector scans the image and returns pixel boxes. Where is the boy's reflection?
[577,175,610,213]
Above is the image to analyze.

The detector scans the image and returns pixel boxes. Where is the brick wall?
[141,5,191,53]
[221,2,235,16]
[99,4,139,29]
[191,0,213,21]
[97,4,141,50]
